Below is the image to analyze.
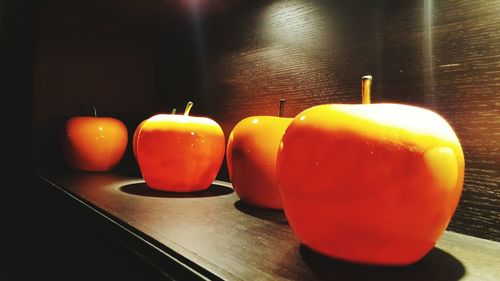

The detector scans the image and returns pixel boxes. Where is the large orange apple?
[227,99,293,209]
[136,102,225,192]
[277,76,464,265]
[62,115,128,171]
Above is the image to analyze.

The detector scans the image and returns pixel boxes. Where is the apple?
[135,102,225,192]
[227,99,293,209]
[277,76,464,265]
[62,109,128,171]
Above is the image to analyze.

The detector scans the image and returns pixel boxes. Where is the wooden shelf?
[33,167,500,281]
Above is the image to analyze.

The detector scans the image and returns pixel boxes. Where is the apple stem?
[361,75,372,104]
[184,101,194,116]
[171,108,177,114]
[278,98,286,117]
[93,105,97,117]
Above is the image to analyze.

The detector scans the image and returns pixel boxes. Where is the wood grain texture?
[35,168,500,280]
[155,0,500,241]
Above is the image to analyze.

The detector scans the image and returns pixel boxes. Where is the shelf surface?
[34,167,500,281]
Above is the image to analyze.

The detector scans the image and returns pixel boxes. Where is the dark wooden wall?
[30,0,499,242]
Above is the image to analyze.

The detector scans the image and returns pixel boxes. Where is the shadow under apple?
[120,182,233,198]
[299,244,465,281]
[234,200,288,225]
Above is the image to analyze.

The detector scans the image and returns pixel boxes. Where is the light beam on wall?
[423,0,436,106]
[261,0,333,48]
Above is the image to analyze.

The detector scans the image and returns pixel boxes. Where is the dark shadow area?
[299,245,465,281]
[3,174,169,281]
[234,200,288,225]
[120,182,233,198]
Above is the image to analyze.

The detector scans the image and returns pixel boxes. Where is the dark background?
[1,0,499,279]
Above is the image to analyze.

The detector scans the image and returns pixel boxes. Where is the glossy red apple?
[135,102,225,192]
[62,109,128,171]
[277,76,464,265]
[227,99,293,209]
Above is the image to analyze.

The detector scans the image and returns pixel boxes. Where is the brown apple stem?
[93,105,97,117]
[184,101,194,116]
[171,108,177,114]
[278,98,286,117]
[361,75,372,104]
